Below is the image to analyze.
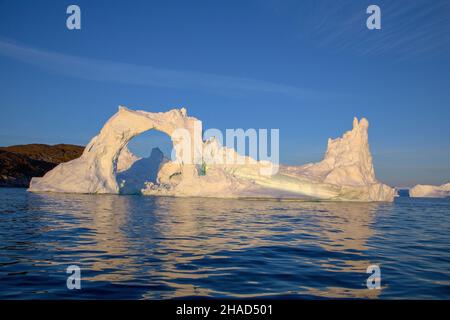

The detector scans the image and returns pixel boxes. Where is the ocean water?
[0,188,449,299]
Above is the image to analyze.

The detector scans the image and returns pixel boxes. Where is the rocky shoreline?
[0,144,83,188]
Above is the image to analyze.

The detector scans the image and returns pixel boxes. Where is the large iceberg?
[409,183,450,198]
[29,106,394,202]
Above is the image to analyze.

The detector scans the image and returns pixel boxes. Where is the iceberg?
[117,147,168,194]
[29,106,201,194]
[29,106,394,202]
[116,145,141,173]
[409,182,450,198]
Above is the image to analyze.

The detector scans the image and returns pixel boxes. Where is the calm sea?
[0,188,449,299]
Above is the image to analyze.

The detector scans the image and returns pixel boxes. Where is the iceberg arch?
[29,106,395,201]
[29,106,202,194]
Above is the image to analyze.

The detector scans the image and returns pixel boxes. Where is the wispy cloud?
[294,0,450,59]
[0,38,328,100]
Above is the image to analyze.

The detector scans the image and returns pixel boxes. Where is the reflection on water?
[0,188,449,299]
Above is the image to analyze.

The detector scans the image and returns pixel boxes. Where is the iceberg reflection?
[24,192,387,298]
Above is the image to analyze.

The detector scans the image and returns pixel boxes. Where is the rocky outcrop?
[0,144,83,187]
[0,144,84,164]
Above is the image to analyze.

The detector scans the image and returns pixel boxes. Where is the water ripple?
[0,188,449,299]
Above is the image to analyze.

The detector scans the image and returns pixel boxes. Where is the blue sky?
[0,0,449,187]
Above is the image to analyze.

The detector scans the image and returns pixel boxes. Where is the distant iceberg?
[410,183,450,198]
[29,106,394,202]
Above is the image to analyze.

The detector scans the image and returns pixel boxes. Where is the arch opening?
[116,129,174,194]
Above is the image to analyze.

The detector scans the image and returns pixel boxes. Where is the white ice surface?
[29,106,394,202]
[409,182,450,198]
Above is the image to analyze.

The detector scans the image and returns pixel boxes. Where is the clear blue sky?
[1,0,449,187]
